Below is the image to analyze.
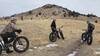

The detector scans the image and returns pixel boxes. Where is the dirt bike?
[49,26,64,42]
[81,30,93,45]
[0,30,29,54]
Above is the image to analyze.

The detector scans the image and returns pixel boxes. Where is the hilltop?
[0,4,98,21]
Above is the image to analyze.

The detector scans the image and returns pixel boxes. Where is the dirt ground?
[0,19,100,56]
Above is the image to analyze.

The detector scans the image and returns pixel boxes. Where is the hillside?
[0,4,99,21]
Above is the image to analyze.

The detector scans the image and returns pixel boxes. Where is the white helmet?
[87,16,93,24]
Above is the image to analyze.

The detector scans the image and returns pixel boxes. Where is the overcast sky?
[0,0,100,17]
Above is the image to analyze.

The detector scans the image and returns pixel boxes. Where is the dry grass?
[0,19,100,46]
[0,19,100,56]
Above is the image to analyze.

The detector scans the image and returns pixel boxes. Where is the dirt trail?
[76,44,95,56]
[0,36,96,56]
[0,38,96,56]
[0,37,81,56]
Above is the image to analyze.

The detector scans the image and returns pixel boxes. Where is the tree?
[4,16,10,19]
[87,14,97,17]
[11,14,16,17]
[28,11,32,14]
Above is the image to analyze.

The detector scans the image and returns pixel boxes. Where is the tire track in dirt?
[74,42,97,56]
[65,39,81,56]
[66,39,95,56]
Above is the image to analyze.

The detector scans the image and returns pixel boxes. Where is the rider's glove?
[15,29,22,34]
[18,29,22,34]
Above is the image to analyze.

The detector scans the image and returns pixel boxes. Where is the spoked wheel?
[81,33,86,43]
[87,35,93,45]
[49,32,57,42]
[13,36,29,53]
[0,45,2,54]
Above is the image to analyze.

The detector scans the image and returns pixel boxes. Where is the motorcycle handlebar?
[14,29,22,34]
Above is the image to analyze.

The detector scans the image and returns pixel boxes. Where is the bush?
[38,12,41,15]
[95,20,98,23]
[21,16,23,20]
[52,11,58,16]
[36,14,38,17]
[63,13,66,17]
[4,16,10,19]
[87,14,97,17]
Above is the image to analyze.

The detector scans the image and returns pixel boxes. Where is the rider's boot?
[56,31,60,39]
[81,39,84,44]
[57,33,60,39]
[62,37,65,40]
[6,44,13,53]
[6,48,13,53]
[59,31,64,40]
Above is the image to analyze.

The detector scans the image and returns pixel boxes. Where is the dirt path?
[0,35,98,56]
[0,37,82,56]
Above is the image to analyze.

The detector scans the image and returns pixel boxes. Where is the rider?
[0,17,21,53]
[87,16,95,37]
[51,18,57,32]
[51,18,60,39]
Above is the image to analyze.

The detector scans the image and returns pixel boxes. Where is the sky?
[0,0,100,17]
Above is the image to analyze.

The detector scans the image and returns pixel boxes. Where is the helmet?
[10,17,17,21]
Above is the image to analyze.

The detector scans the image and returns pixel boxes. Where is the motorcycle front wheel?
[13,36,29,53]
[87,35,93,45]
[49,32,57,42]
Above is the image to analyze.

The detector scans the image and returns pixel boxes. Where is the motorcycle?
[49,26,64,42]
[0,30,29,54]
[81,30,93,45]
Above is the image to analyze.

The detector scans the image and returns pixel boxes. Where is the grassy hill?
[0,4,99,22]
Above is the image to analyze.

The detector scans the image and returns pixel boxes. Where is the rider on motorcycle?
[51,18,60,39]
[51,19,57,32]
[87,16,95,37]
[0,17,21,53]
